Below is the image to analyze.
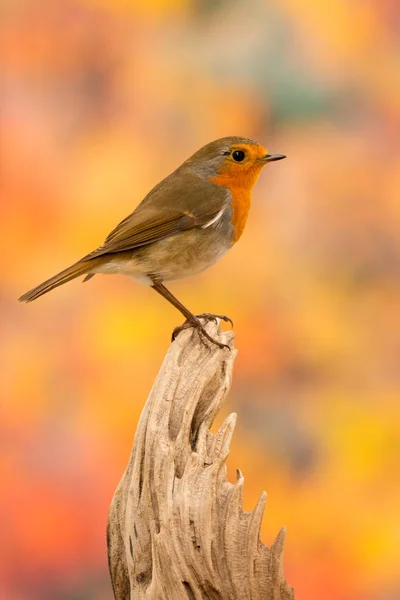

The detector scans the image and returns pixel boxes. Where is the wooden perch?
[107,320,294,600]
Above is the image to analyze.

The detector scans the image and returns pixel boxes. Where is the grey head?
[181,136,263,179]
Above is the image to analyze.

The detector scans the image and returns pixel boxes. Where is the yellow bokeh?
[2,1,399,599]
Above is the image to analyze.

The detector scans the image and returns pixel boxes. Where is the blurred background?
[1,0,400,598]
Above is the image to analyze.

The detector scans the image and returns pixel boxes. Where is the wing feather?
[85,171,230,260]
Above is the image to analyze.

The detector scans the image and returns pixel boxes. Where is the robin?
[19,136,286,348]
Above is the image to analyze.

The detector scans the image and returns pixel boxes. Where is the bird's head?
[184,136,286,189]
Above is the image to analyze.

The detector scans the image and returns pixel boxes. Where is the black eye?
[232,150,245,162]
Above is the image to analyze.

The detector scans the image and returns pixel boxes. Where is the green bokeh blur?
[2,1,400,599]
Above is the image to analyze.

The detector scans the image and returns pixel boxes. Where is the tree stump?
[107,320,294,599]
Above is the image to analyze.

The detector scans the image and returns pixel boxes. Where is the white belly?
[92,228,233,284]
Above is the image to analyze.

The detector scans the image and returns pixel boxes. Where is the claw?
[196,313,234,328]
[172,316,230,350]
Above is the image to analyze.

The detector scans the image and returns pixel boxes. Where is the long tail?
[18,258,102,303]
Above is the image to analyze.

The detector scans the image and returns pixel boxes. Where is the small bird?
[19,137,285,348]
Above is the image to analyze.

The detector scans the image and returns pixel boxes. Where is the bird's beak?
[258,153,286,163]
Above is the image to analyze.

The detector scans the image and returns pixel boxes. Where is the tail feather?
[18,259,99,303]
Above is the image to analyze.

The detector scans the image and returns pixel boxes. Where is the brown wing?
[85,171,230,260]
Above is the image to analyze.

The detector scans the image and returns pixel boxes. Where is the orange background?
[1,1,400,599]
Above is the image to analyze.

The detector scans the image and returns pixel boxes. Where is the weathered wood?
[107,320,294,600]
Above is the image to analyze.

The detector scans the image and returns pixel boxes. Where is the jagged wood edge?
[107,321,294,600]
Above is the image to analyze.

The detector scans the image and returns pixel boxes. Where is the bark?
[107,320,294,600]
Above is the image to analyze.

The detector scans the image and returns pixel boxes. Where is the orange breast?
[210,163,263,242]
[226,184,251,242]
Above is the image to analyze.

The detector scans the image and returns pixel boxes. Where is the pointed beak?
[258,153,286,163]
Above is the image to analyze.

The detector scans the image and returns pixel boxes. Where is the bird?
[18,136,286,348]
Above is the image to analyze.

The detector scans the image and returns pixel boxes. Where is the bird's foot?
[172,316,231,350]
[195,313,233,327]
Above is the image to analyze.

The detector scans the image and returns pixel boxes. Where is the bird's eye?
[232,150,245,162]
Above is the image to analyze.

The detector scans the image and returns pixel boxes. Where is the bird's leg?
[150,280,230,350]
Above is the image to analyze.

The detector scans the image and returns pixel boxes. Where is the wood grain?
[107,321,294,600]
